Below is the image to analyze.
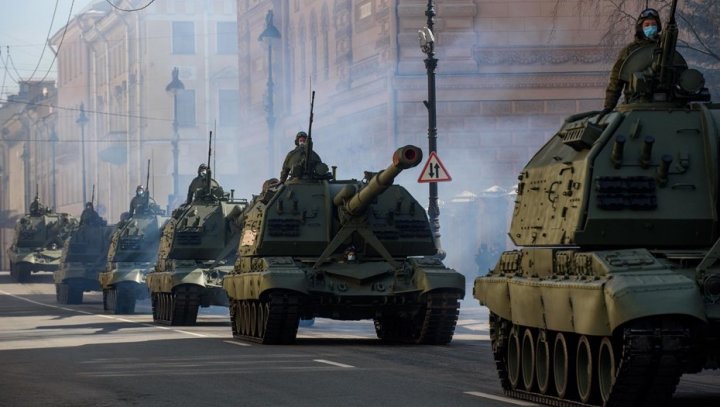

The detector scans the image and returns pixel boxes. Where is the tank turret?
[224,144,464,345]
[474,2,720,405]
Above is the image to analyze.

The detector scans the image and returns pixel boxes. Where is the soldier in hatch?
[80,202,104,226]
[185,163,219,204]
[279,131,325,183]
[29,196,46,216]
[603,8,662,112]
[128,185,147,217]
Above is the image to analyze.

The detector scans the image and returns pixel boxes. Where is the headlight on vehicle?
[703,274,720,304]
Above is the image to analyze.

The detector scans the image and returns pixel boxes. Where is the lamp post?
[259,10,281,178]
[418,1,444,258]
[76,103,89,204]
[50,128,58,210]
[165,67,184,206]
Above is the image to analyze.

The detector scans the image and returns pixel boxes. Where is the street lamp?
[258,10,281,178]
[166,67,184,206]
[418,1,444,258]
[49,128,58,210]
[76,103,89,204]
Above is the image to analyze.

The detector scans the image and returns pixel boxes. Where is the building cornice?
[473,46,615,66]
[395,72,608,90]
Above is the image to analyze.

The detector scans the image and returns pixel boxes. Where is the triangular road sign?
[418,151,452,183]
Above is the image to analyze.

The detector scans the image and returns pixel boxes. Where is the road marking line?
[0,289,215,339]
[464,392,540,406]
[174,329,208,338]
[313,359,354,368]
[224,340,251,347]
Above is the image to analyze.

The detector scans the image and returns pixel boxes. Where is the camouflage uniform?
[80,204,103,226]
[603,38,656,110]
[279,146,323,183]
[29,198,45,216]
[128,193,147,217]
[604,8,662,110]
[186,176,220,204]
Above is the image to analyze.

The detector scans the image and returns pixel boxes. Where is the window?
[218,89,239,127]
[172,22,195,55]
[217,22,238,54]
[176,89,196,127]
[359,2,372,19]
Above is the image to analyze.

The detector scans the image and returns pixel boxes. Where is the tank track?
[417,292,461,344]
[490,314,691,407]
[56,282,84,304]
[103,282,137,314]
[9,262,31,283]
[230,292,300,344]
[374,291,461,344]
[152,284,200,325]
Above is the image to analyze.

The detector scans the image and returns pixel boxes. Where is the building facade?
[237,0,613,197]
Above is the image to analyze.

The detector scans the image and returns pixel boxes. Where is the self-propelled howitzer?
[54,214,113,305]
[99,197,168,314]
[146,179,247,325]
[474,2,719,406]
[223,145,465,344]
[7,206,78,282]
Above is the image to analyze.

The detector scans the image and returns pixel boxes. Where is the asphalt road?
[1,271,718,407]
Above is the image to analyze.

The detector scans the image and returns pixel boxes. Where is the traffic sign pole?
[419,0,444,258]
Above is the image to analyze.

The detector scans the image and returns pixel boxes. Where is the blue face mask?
[643,25,658,38]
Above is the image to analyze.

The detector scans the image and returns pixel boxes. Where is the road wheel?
[507,326,521,389]
[535,329,551,394]
[576,335,597,404]
[521,328,536,391]
[598,337,617,404]
[553,332,576,399]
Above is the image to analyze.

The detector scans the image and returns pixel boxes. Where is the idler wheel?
[535,330,551,394]
[521,328,536,391]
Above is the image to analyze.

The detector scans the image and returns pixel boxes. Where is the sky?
[0,0,95,98]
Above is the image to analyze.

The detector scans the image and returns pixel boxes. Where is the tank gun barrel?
[337,145,423,216]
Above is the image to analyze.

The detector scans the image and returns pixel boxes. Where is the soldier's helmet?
[635,8,662,38]
[295,131,308,146]
[136,185,144,195]
[197,163,208,175]
[85,202,94,210]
